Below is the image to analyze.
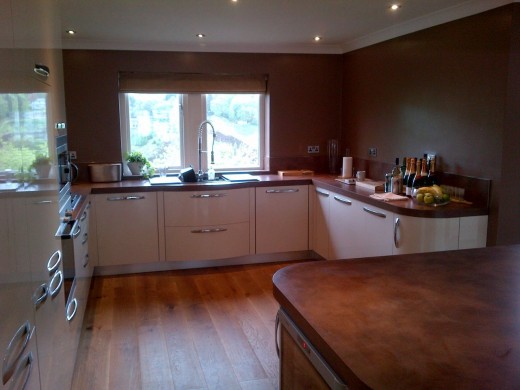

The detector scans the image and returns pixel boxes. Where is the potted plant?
[125,151,155,178]
[30,153,52,178]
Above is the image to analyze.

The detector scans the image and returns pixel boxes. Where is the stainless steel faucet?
[197,120,216,180]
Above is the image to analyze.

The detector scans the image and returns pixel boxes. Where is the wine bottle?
[400,157,406,179]
[406,157,416,197]
[426,156,439,186]
[412,158,427,196]
[402,157,410,195]
[391,157,402,194]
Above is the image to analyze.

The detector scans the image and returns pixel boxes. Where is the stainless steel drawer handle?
[107,195,145,201]
[83,253,90,268]
[266,189,299,193]
[394,217,400,248]
[81,233,88,245]
[66,298,78,322]
[80,210,87,221]
[333,195,352,205]
[46,250,62,273]
[2,321,32,384]
[11,352,33,390]
[363,206,386,218]
[191,228,228,233]
[48,270,63,298]
[315,189,329,197]
[32,284,48,307]
[72,223,81,239]
[190,193,226,198]
[275,311,281,358]
[33,200,53,205]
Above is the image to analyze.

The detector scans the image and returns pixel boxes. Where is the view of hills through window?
[0,93,49,180]
[127,93,261,170]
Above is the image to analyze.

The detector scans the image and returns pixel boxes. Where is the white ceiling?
[60,0,516,54]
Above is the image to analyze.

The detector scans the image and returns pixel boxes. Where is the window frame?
[119,91,267,174]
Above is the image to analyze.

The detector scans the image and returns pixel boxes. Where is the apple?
[424,193,435,204]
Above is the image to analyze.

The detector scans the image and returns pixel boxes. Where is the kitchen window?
[119,72,268,174]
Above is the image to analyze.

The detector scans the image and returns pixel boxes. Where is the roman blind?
[118,72,268,93]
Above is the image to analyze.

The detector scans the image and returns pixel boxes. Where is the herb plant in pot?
[30,153,52,178]
[125,151,155,178]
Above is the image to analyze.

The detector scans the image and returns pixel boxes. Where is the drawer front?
[165,222,250,261]
[164,188,250,226]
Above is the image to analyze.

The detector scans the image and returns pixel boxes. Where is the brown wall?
[341,4,520,246]
[63,4,520,246]
[62,50,342,172]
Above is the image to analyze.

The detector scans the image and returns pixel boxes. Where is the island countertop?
[272,245,520,389]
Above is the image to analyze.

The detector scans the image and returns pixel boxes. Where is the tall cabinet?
[0,0,72,389]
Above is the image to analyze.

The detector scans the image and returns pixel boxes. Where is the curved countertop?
[71,174,488,219]
[273,245,520,389]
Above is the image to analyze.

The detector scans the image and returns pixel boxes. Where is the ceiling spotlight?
[390,4,401,11]
[66,30,76,35]
[196,33,206,39]
[314,36,322,42]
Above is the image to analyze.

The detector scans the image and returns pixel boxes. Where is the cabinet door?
[329,193,365,260]
[255,186,309,254]
[312,187,331,259]
[0,197,41,390]
[459,215,488,249]
[358,203,394,258]
[393,215,459,255]
[95,193,159,266]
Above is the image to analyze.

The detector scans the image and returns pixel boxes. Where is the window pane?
[0,93,49,177]
[127,93,181,168]
[206,94,261,169]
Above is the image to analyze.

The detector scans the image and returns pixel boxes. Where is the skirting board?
[93,250,320,276]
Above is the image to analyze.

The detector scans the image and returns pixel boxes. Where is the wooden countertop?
[273,245,520,389]
[72,174,487,219]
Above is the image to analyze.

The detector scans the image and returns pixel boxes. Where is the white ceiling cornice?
[342,0,516,53]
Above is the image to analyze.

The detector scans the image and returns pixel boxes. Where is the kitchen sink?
[149,175,258,186]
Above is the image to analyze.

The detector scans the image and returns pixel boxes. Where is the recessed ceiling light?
[390,4,401,11]
[314,36,322,42]
[196,33,206,39]
[66,30,76,35]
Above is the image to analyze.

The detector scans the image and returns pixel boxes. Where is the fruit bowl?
[414,193,450,207]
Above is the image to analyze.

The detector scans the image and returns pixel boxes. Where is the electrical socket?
[69,151,77,160]
[368,147,377,157]
[307,145,319,153]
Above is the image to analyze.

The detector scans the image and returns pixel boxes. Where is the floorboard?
[71,260,313,390]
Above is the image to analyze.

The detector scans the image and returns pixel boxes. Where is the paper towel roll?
[342,157,353,178]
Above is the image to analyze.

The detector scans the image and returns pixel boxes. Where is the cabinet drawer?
[165,222,250,261]
[164,189,250,226]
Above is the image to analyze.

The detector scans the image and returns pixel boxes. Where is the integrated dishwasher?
[276,309,348,390]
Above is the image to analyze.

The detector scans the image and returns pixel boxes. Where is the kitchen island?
[273,245,520,389]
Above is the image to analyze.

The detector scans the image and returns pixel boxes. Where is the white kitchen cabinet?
[328,193,366,260]
[164,188,251,261]
[94,192,159,266]
[312,187,331,258]
[392,214,460,255]
[0,196,41,390]
[322,188,393,260]
[255,185,309,254]
[459,215,488,249]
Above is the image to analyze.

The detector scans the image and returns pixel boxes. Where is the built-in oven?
[55,134,82,319]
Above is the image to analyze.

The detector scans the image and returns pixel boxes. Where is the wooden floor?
[71,261,305,390]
